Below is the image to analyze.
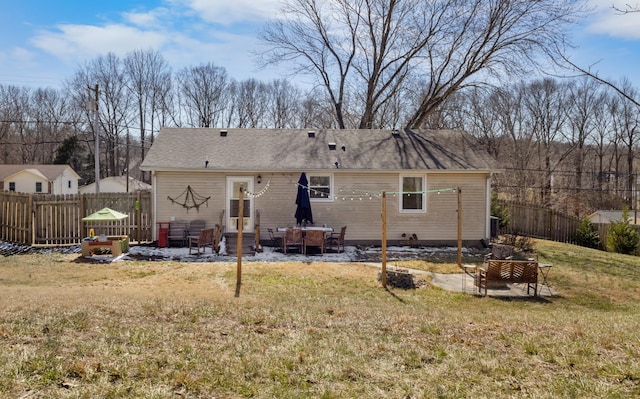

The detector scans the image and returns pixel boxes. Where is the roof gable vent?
[220,130,228,137]
[308,131,316,138]
[328,142,337,150]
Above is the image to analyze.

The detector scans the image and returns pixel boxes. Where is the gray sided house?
[140,128,501,247]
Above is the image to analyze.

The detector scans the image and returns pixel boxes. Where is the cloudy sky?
[0,0,639,90]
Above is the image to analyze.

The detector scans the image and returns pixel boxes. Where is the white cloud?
[183,0,281,25]
[585,0,640,39]
[160,29,278,80]
[19,1,282,84]
[123,8,171,28]
[0,47,37,74]
[10,47,37,64]
[30,24,168,62]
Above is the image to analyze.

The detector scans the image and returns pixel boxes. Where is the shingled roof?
[0,164,79,180]
[141,128,501,172]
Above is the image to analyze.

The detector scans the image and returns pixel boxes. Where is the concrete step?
[224,233,256,255]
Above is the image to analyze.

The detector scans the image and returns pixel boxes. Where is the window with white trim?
[308,174,333,201]
[399,175,426,212]
[9,182,15,192]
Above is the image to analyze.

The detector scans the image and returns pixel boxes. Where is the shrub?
[491,194,510,230]
[606,209,639,255]
[573,217,600,249]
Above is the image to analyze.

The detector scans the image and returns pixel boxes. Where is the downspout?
[485,174,492,241]
[152,171,157,241]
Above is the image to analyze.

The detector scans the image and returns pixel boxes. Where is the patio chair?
[484,243,514,261]
[267,228,283,251]
[168,220,189,247]
[325,226,346,253]
[189,228,215,255]
[303,229,325,255]
[187,219,206,239]
[283,228,303,254]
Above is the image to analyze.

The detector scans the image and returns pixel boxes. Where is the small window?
[68,180,72,188]
[400,175,425,213]
[35,182,42,193]
[9,182,15,192]
[309,174,332,201]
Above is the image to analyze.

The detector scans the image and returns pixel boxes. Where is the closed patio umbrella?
[295,172,313,225]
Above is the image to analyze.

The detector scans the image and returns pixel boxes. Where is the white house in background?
[0,164,80,194]
[588,210,640,225]
[79,176,152,194]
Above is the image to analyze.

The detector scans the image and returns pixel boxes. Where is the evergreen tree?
[54,136,84,169]
[490,194,510,230]
[606,208,639,255]
[573,217,600,249]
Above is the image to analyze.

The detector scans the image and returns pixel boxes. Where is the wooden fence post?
[381,191,387,288]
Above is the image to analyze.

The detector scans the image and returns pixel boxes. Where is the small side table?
[461,264,477,294]
[538,263,553,296]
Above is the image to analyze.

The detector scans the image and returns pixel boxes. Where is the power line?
[0,119,154,133]
[496,184,634,193]
[503,167,639,177]
[0,119,84,125]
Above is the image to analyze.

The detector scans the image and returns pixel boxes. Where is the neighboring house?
[588,210,640,225]
[0,164,80,195]
[79,176,152,194]
[140,128,502,246]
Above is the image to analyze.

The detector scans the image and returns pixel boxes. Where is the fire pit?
[378,267,427,289]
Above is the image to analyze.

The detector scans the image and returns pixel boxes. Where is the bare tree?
[123,49,172,163]
[565,77,601,200]
[259,0,587,129]
[28,88,73,163]
[454,88,503,158]
[611,80,640,207]
[0,85,30,163]
[525,78,572,206]
[66,53,134,179]
[493,83,537,202]
[234,78,268,128]
[176,63,230,128]
[613,3,640,13]
[298,90,336,128]
[265,79,301,128]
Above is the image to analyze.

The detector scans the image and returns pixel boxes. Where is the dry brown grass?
[1,241,640,398]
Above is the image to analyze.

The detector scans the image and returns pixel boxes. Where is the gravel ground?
[1,240,487,263]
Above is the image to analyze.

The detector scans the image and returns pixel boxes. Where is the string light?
[286,175,459,201]
[334,187,457,201]
[245,179,272,198]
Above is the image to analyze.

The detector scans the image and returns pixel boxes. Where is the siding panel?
[154,171,491,244]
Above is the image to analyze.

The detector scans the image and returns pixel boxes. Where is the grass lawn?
[1,239,639,398]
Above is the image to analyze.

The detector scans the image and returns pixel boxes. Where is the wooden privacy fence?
[499,200,581,244]
[0,190,152,246]
[498,200,629,251]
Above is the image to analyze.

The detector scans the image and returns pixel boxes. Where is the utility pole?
[87,84,100,193]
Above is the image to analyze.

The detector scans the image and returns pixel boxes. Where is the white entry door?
[226,177,254,233]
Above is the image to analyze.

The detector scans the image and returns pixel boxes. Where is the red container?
[157,222,170,248]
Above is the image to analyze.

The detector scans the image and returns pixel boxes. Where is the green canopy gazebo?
[82,207,130,239]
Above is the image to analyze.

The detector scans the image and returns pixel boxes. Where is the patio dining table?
[277,226,334,233]
[278,226,333,254]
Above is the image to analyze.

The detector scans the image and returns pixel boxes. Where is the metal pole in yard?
[236,187,244,291]
[87,84,100,194]
[457,187,462,268]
